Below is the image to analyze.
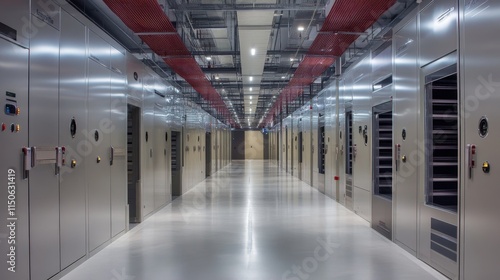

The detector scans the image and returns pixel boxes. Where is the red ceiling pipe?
[261,0,396,127]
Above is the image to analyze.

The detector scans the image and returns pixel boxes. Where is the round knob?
[71,159,77,168]
[401,155,407,163]
[97,156,101,163]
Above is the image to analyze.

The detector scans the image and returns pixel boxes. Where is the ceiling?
[69,0,416,129]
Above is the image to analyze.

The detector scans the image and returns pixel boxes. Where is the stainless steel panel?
[88,30,110,68]
[59,11,87,269]
[302,106,312,185]
[32,0,60,30]
[154,100,167,209]
[312,98,319,189]
[28,16,61,280]
[110,46,126,75]
[418,50,458,280]
[87,59,111,252]
[292,113,299,177]
[0,38,30,280]
[0,0,30,46]
[419,0,458,66]
[142,75,155,216]
[393,16,419,254]
[351,56,373,222]
[110,70,127,237]
[325,86,337,200]
[462,1,500,278]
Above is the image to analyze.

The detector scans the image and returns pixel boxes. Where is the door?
[59,11,87,269]
[393,17,419,254]
[87,59,112,252]
[171,131,182,197]
[0,37,30,280]
[206,132,212,177]
[29,15,61,280]
[110,70,127,237]
[462,1,500,278]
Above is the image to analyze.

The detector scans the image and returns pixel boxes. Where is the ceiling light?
[298,26,305,32]
[206,57,212,61]
[251,48,256,56]
[215,75,220,80]
[281,76,286,79]
[250,102,253,104]
[250,96,253,100]
[249,76,253,82]
[250,87,253,92]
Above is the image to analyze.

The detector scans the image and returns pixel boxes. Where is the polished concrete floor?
[62,160,447,280]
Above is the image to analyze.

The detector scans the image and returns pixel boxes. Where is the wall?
[245,131,264,159]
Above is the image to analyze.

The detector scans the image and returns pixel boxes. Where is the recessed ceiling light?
[251,48,256,56]
[298,26,305,32]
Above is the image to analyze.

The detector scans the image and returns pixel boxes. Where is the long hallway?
[62,161,446,280]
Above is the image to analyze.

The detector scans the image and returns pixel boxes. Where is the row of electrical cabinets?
[269,0,500,279]
[0,1,232,280]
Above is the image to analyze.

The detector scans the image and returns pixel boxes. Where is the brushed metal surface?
[59,11,87,270]
[154,100,167,209]
[0,0,30,46]
[28,16,61,280]
[419,0,458,67]
[393,16,419,254]
[462,1,500,278]
[87,59,111,252]
[110,70,127,237]
[0,37,30,280]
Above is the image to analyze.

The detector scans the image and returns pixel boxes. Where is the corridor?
[61,161,446,280]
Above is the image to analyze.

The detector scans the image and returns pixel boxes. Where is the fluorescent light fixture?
[249,76,253,81]
[250,102,253,104]
[251,48,256,56]
[250,87,253,92]
[298,26,305,31]
[206,57,212,61]
[281,76,286,79]
[250,96,253,100]
[215,75,220,80]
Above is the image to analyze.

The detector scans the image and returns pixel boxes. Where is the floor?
[61,160,447,280]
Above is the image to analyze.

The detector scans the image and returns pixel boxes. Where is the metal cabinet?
[461,1,500,278]
[59,10,87,270]
[0,37,30,280]
[87,59,112,252]
[28,15,61,280]
[393,15,419,254]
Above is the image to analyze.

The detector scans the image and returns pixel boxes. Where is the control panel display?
[5,104,16,115]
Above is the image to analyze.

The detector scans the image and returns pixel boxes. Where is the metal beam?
[173,3,326,12]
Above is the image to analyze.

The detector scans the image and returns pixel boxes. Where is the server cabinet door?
[154,104,167,209]
[142,85,155,217]
[28,16,61,280]
[59,11,87,269]
[393,17,418,254]
[0,39,29,280]
[87,60,111,252]
[462,1,500,278]
[110,71,127,237]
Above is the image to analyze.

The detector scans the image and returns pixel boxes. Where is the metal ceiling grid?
[103,0,238,127]
[261,0,397,127]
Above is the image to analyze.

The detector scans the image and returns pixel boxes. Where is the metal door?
[393,16,419,254]
[462,1,500,278]
[28,15,61,280]
[110,70,127,237]
[0,37,30,280]
[87,59,111,252]
[59,11,87,269]
[154,102,167,209]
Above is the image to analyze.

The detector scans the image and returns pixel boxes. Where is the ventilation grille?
[346,177,353,198]
[430,218,457,262]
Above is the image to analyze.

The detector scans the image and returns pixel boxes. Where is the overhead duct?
[261,0,397,127]
[103,0,237,126]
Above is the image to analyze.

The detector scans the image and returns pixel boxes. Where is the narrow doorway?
[171,131,182,199]
[206,132,212,177]
[127,104,141,225]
